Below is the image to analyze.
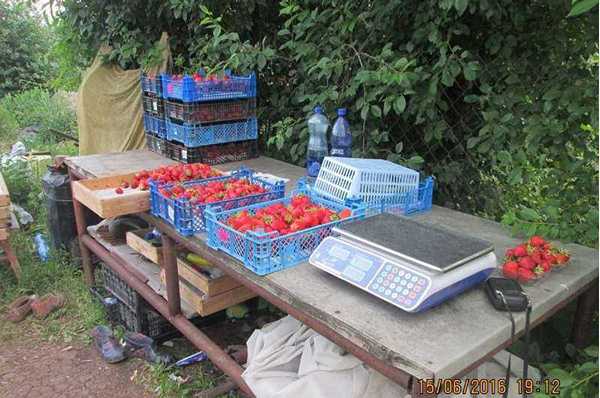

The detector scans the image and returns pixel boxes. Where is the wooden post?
[571,281,598,348]
[69,170,95,286]
[162,234,181,316]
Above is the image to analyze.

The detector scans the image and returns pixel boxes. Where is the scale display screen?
[350,255,373,272]
[328,245,350,261]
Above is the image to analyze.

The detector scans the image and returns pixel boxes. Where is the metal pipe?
[81,234,255,397]
[144,215,414,388]
[162,234,181,317]
[68,169,95,286]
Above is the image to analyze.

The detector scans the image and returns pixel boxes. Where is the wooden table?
[65,150,599,397]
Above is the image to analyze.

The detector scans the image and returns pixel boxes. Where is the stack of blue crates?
[141,73,167,156]
[160,69,259,164]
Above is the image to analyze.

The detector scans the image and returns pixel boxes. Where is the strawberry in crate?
[224,194,352,236]
[158,178,267,204]
[501,235,571,283]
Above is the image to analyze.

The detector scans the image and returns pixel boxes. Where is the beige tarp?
[77,33,171,155]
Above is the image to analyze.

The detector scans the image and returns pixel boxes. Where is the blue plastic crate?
[141,74,163,97]
[143,114,167,138]
[205,187,366,276]
[150,168,285,236]
[166,118,258,148]
[366,177,434,217]
[162,72,256,103]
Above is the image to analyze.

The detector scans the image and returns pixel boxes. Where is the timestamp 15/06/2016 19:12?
[416,378,560,395]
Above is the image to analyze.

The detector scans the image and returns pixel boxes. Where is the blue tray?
[166,118,258,148]
[162,72,256,103]
[150,168,285,236]
[205,187,366,276]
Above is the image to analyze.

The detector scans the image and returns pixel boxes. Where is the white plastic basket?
[314,157,420,204]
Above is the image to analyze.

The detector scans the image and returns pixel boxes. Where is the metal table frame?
[67,163,598,398]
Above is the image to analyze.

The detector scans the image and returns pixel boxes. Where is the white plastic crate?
[314,157,420,204]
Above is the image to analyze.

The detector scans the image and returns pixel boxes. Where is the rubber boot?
[5,295,37,323]
[124,331,172,365]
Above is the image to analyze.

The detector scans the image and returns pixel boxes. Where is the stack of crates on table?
[161,70,259,164]
[141,73,167,156]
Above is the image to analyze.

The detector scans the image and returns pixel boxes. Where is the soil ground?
[0,332,150,398]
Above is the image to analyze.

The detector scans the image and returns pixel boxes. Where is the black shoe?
[124,331,172,365]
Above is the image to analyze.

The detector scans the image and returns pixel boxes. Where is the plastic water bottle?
[34,233,49,262]
[330,108,352,157]
[306,106,330,179]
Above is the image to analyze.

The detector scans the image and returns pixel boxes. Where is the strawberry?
[502,261,520,279]
[518,268,535,283]
[505,248,515,259]
[121,181,129,189]
[513,245,528,257]
[115,187,124,195]
[530,251,543,264]
[555,252,570,265]
[534,265,545,276]
[540,261,552,273]
[339,209,352,219]
[529,235,546,247]
[518,256,536,270]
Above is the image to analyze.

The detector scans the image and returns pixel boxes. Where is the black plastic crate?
[166,98,256,124]
[145,133,167,155]
[166,139,258,165]
[142,94,165,118]
[98,265,177,339]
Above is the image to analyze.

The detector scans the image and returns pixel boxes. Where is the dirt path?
[0,336,151,398]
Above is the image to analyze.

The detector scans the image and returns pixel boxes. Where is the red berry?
[555,253,570,265]
[115,187,124,194]
[518,268,535,283]
[518,256,536,270]
[541,261,552,272]
[529,235,546,247]
[513,245,528,257]
[502,261,519,279]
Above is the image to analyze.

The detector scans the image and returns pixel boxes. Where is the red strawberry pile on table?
[502,235,570,283]
[114,163,220,194]
[225,195,352,235]
[158,178,266,204]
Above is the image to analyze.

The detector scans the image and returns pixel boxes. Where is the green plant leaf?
[547,369,576,388]
[393,96,406,114]
[454,0,469,15]
[519,207,540,222]
[584,346,599,358]
[371,105,382,118]
[567,0,598,17]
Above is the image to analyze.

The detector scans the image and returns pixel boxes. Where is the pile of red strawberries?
[157,178,266,204]
[502,236,570,283]
[115,163,221,194]
[225,195,352,235]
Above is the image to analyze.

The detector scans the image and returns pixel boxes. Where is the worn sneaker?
[5,295,37,323]
[90,325,126,364]
[31,293,65,319]
[124,331,172,365]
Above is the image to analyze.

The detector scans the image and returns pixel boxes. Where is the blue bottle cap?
[314,105,324,114]
[337,108,347,116]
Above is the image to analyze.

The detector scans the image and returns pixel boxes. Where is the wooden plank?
[0,228,8,241]
[0,206,10,221]
[177,256,240,296]
[0,173,10,207]
[126,228,163,264]
[176,277,256,317]
[65,150,176,179]
[72,173,150,218]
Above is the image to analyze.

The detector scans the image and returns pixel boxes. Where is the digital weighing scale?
[309,214,497,313]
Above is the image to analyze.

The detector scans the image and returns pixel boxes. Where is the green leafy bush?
[0,88,77,145]
[55,0,598,247]
[537,345,598,398]
[0,2,54,97]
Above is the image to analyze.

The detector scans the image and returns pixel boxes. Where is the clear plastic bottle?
[330,108,352,157]
[34,233,49,262]
[306,105,330,179]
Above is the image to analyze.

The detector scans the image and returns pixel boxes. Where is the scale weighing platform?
[309,214,497,312]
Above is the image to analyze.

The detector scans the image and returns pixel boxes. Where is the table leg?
[69,169,95,286]
[162,234,181,317]
[571,280,598,348]
[0,239,21,280]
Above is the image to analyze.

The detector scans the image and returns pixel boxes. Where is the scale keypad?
[368,262,429,308]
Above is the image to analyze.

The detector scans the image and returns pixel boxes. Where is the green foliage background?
[0,1,55,96]
[55,0,599,247]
